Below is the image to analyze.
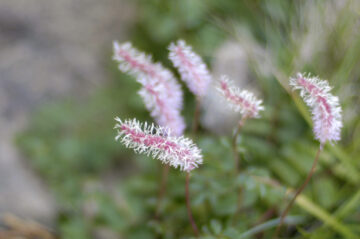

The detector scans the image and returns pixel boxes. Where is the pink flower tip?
[113,41,174,86]
[168,39,211,97]
[217,76,264,118]
[114,118,203,172]
[290,73,342,146]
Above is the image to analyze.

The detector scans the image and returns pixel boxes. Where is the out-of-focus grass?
[16,0,360,238]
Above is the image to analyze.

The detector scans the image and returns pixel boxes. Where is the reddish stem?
[275,146,322,236]
[186,172,199,237]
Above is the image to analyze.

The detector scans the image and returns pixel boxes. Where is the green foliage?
[16,0,360,238]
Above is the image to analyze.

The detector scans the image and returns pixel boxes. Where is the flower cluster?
[169,40,211,97]
[290,73,342,145]
[217,76,264,118]
[115,118,203,172]
[113,41,185,136]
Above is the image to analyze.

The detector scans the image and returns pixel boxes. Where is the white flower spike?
[169,40,211,97]
[113,41,185,136]
[290,73,342,146]
[217,76,264,118]
[114,118,203,172]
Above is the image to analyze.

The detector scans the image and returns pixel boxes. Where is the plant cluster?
[112,38,343,238]
[17,1,360,238]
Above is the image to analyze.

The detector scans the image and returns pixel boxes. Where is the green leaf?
[296,195,358,239]
[210,219,222,235]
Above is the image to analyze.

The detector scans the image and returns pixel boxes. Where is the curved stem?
[155,164,170,218]
[192,97,201,135]
[275,146,322,236]
[186,172,199,237]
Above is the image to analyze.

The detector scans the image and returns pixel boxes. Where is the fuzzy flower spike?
[115,118,203,172]
[113,41,185,136]
[168,40,211,97]
[290,73,342,146]
[217,76,264,118]
[276,73,343,234]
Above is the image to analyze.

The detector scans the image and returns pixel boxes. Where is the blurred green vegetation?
[16,0,360,238]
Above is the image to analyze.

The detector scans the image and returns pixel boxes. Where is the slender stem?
[252,208,276,238]
[232,116,248,224]
[232,125,241,173]
[256,208,276,226]
[232,116,247,173]
[185,172,199,237]
[155,164,170,218]
[275,147,322,237]
[192,97,201,135]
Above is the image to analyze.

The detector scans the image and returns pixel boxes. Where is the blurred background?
[0,0,359,238]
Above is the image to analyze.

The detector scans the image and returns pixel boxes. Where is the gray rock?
[0,0,134,226]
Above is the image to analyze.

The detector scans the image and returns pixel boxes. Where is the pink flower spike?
[168,40,211,97]
[217,76,264,118]
[290,73,342,146]
[113,41,185,136]
[114,118,203,172]
[138,83,185,136]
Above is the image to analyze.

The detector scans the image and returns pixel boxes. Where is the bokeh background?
[0,0,359,238]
